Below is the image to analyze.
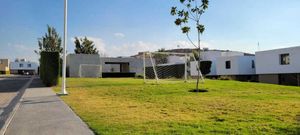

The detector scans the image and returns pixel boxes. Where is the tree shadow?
[188,89,208,93]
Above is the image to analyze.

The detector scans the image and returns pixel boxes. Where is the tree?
[74,37,99,54]
[35,25,63,55]
[171,0,209,91]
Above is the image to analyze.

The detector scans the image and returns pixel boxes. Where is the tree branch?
[186,33,198,48]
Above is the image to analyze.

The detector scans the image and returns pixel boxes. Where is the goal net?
[79,64,102,78]
[143,52,204,83]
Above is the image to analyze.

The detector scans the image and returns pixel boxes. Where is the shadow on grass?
[188,89,208,93]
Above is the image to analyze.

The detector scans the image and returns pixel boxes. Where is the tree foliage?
[171,0,209,37]
[35,25,63,55]
[74,37,99,54]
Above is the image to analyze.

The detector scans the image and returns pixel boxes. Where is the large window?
[225,61,231,69]
[280,53,290,65]
[19,63,23,67]
[28,64,31,68]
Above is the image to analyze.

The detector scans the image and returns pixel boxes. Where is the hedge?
[40,51,60,86]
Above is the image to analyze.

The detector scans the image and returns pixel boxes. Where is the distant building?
[0,59,10,74]
[10,59,39,75]
[256,46,300,86]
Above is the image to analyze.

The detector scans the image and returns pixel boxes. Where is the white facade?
[167,56,186,64]
[101,57,148,75]
[10,59,39,74]
[67,54,150,77]
[256,46,300,74]
[216,56,255,75]
[190,50,248,76]
[67,54,101,77]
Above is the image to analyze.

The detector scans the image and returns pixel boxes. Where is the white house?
[191,50,254,78]
[216,56,255,75]
[10,59,39,75]
[256,46,300,86]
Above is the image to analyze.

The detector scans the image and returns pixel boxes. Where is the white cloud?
[114,33,125,38]
[109,41,159,57]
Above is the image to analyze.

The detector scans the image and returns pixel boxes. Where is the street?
[0,76,31,130]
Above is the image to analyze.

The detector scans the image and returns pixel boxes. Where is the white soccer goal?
[79,64,102,78]
[143,51,204,83]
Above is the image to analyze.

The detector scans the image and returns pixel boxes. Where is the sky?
[1,0,300,62]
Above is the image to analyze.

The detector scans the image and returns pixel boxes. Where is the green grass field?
[54,78,300,135]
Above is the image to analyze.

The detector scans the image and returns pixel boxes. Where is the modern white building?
[199,50,246,76]
[256,46,300,86]
[10,59,39,75]
[67,54,149,78]
[215,55,257,81]
[67,54,102,78]
[216,56,255,75]
[190,50,256,80]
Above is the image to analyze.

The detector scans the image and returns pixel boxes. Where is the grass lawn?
[54,78,300,135]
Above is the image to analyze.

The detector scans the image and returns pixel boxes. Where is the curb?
[0,76,34,135]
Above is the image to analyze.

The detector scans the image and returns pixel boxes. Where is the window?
[225,61,231,69]
[0,60,2,64]
[19,63,23,67]
[280,53,290,65]
[28,64,31,68]
[252,60,255,68]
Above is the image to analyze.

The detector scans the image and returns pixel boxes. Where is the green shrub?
[40,51,60,86]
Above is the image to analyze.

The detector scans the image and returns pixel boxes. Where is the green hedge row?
[40,51,60,86]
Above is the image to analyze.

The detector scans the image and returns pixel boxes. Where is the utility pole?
[61,0,68,95]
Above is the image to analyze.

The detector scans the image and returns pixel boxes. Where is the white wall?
[216,56,255,75]
[256,46,300,74]
[101,57,149,75]
[167,56,185,64]
[195,50,246,76]
[67,54,101,77]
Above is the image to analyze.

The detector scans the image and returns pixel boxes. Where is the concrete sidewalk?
[4,78,94,135]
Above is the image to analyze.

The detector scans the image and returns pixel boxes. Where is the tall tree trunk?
[195,21,201,91]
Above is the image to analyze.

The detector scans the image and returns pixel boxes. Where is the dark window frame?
[225,61,231,69]
[251,60,255,68]
[280,53,290,65]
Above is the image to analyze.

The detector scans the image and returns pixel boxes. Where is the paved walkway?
[4,78,94,135]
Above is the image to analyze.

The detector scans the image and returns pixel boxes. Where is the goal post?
[143,51,204,83]
[79,64,102,78]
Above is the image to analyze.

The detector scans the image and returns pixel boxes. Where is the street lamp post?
[61,0,68,95]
